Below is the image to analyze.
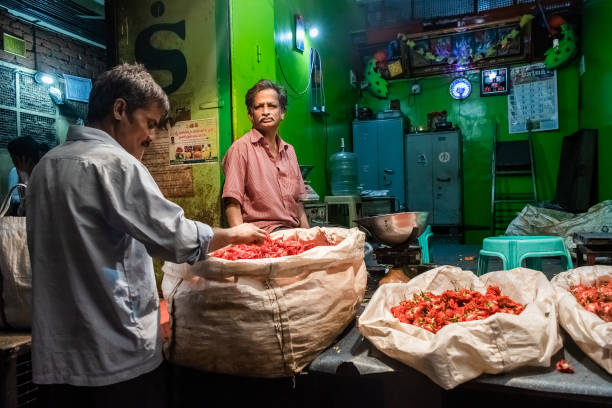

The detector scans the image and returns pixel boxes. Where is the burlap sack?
[551,266,612,374]
[358,266,561,389]
[162,227,366,377]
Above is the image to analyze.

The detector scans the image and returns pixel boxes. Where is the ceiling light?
[309,27,319,38]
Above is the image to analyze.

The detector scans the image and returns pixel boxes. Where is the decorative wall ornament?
[390,16,533,77]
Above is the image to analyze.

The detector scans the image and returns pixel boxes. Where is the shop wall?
[228,0,276,149]
[229,0,360,198]
[581,0,612,200]
[272,0,361,198]
[360,65,580,243]
[0,9,106,200]
[115,0,229,226]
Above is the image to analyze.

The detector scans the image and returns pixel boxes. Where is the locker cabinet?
[405,130,462,225]
[352,118,405,210]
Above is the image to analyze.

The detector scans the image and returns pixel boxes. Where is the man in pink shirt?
[222,79,310,233]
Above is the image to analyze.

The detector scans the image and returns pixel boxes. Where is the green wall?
[229,0,359,198]
[228,0,276,148]
[228,1,587,244]
[581,0,612,200]
[360,65,580,243]
[273,0,360,197]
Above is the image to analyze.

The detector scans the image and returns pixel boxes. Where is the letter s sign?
[135,20,187,95]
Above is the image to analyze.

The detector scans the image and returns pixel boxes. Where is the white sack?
[162,227,366,378]
[358,266,561,389]
[506,200,612,250]
[551,266,612,374]
[0,216,32,329]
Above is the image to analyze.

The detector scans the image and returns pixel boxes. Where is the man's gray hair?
[86,63,170,124]
[245,79,288,114]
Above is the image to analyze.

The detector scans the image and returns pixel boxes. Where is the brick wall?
[0,9,106,79]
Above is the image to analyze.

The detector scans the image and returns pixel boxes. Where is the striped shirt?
[222,129,306,233]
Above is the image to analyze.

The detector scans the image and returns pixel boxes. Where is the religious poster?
[169,118,219,165]
[508,63,558,134]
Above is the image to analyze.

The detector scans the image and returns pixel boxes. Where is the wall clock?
[449,78,471,100]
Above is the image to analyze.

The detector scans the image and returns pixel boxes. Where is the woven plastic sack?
[162,227,366,377]
[506,201,612,250]
[0,184,31,329]
[551,266,612,374]
[359,266,562,389]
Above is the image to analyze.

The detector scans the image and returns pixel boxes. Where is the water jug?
[328,138,359,196]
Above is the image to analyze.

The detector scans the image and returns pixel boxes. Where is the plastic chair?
[418,225,433,264]
[324,195,362,227]
[477,235,573,276]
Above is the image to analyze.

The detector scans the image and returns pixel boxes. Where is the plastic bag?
[0,183,31,329]
[358,266,562,389]
[551,266,612,374]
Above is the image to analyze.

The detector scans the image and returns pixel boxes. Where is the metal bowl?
[355,212,429,246]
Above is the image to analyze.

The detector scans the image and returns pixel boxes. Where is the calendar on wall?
[507,63,558,134]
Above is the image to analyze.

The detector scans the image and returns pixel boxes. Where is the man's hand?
[228,223,267,244]
[209,223,266,252]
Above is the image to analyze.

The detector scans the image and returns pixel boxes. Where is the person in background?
[26,63,266,408]
[5,136,48,216]
[222,79,309,233]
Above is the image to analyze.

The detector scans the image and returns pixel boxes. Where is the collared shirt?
[222,128,306,233]
[8,167,19,204]
[26,125,213,386]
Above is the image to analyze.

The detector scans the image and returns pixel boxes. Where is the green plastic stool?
[477,235,573,276]
[418,225,433,265]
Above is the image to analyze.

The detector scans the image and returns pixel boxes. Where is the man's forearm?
[297,202,309,228]
[225,199,244,227]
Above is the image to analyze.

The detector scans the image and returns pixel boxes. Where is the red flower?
[390,286,525,333]
[555,359,574,374]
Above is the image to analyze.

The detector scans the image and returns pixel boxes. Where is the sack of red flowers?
[358,266,562,389]
[161,227,366,377]
[551,266,612,374]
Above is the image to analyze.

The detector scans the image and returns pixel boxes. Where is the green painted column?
[581,0,612,200]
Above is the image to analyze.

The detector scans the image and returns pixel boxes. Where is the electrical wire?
[317,48,326,110]
[275,48,313,95]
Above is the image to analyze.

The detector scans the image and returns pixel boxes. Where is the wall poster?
[508,63,558,134]
[169,118,219,165]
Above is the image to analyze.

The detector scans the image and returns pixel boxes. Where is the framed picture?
[409,39,431,68]
[401,18,530,78]
[295,14,305,52]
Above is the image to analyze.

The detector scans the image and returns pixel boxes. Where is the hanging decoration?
[543,14,578,69]
[364,58,389,98]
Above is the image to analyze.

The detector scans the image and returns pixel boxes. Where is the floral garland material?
[210,235,327,260]
[570,281,612,323]
[390,285,525,334]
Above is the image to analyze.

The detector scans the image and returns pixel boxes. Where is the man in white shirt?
[26,63,265,407]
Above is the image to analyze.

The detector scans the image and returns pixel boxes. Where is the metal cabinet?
[352,118,405,210]
[405,130,462,225]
